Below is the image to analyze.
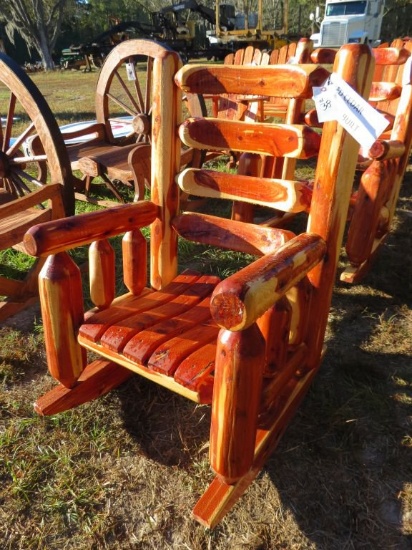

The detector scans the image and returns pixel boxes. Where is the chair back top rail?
[175,64,331,98]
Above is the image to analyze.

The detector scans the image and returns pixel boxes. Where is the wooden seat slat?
[173,342,217,400]
[123,295,215,364]
[99,275,219,352]
[77,337,203,402]
[148,323,219,377]
[0,208,51,249]
[80,290,153,341]
[79,271,202,342]
[67,140,115,170]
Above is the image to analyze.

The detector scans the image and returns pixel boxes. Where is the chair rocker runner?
[24,44,374,527]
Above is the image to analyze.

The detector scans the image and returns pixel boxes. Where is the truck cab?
[310,0,385,48]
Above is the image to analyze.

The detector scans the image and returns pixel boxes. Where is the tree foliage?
[0,0,411,67]
[0,0,73,68]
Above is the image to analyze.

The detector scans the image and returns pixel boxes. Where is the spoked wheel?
[93,39,204,210]
[95,39,180,145]
[0,53,74,214]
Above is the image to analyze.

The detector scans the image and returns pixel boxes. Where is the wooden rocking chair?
[23,44,374,527]
[341,44,412,283]
[245,44,412,283]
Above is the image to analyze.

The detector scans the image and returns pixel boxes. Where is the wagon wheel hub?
[0,151,10,178]
[132,113,151,136]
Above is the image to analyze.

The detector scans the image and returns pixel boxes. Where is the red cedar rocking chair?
[23,44,374,527]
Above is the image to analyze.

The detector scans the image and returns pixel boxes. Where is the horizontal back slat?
[177,169,312,213]
[369,82,402,102]
[175,64,331,99]
[179,119,321,158]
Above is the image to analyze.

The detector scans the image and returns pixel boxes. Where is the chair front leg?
[39,252,87,388]
[210,323,265,484]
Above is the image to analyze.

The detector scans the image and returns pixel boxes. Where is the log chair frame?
[23,44,374,527]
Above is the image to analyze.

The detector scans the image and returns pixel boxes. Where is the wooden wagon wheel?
[92,39,204,209]
[95,39,176,145]
[0,53,74,215]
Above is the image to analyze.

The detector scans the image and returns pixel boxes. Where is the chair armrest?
[23,201,158,257]
[366,139,406,160]
[210,233,326,331]
[60,122,107,143]
[0,184,64,218]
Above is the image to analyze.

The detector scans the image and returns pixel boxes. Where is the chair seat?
[77,145,138,181]
[78,270,222,403]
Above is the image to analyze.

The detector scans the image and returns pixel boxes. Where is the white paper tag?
[402,56,412,87]
[313,73,389,149]
[312,83,336,122]
[126,62,136,81]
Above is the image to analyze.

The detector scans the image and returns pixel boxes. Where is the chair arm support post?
[39,252,87,388]
[210,323,266,484]
[122,230,148,295]
[210,233,326,331]
[89,239,115,309]
[23,201,158,257]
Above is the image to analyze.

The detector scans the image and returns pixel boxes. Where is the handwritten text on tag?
[313,73,389,149]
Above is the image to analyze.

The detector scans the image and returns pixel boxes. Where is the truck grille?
[321,22,347,46]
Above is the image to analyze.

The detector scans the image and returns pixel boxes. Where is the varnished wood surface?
[34,360,133,416]
[172,212,295,255]
[210,233,326,331]
[28,44,377,527]
[342,47,412,282]
[179,119,321,158]
[24,201,158,256]
[177,168,313,212]
[39,252,87,388]
[175,64,330,99]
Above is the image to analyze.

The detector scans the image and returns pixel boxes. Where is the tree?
[0,0,75,69]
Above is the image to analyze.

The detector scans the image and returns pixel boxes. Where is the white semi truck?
[310,0,385,48]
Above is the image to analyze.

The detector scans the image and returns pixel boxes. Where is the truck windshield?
[326,1,367,15]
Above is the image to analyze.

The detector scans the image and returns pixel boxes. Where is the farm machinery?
[60,0,286,68]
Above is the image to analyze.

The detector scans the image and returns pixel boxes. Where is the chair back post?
[149,49,183,290]
[306,44,375,363]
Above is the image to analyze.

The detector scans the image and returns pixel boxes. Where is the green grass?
[1,68,412,549]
